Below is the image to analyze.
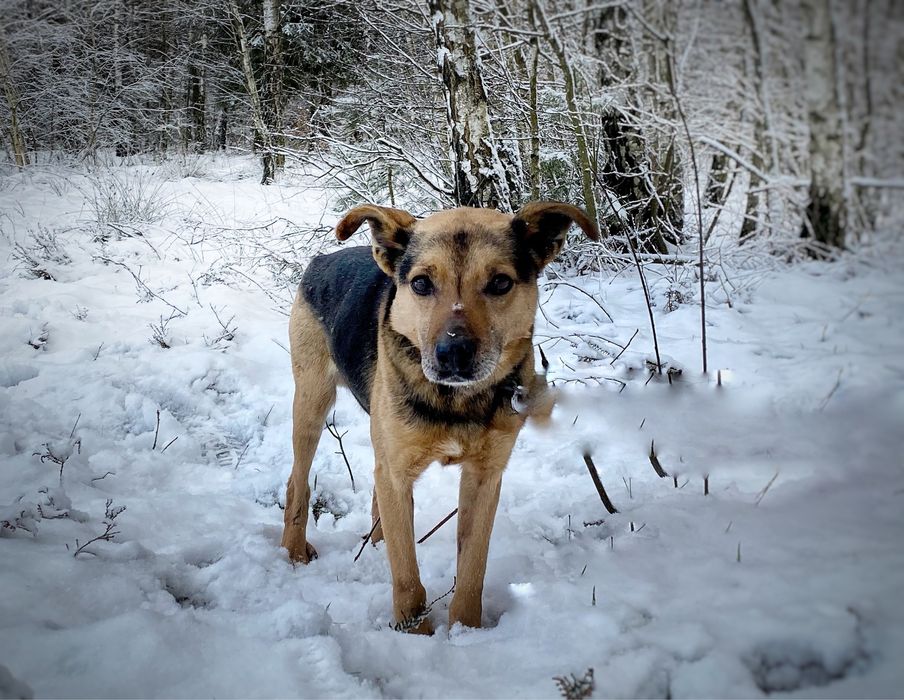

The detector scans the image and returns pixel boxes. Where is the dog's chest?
[428,418,521,467]
[436,437,465,465]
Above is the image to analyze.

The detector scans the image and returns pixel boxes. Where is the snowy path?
[1,161,902,698]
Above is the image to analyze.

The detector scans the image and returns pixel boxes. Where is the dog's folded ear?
[335,205,417,275]
[512,201,600,270]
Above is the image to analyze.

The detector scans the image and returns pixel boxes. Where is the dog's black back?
[300,247,391,412]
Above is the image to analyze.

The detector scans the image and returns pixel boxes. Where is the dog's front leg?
[374,456,432,634]
[449,437,515,629]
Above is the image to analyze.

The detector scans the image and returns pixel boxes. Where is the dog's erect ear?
[512,201,600,270]
[335,205,417,275]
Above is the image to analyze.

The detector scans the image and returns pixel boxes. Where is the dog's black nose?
[435,333,477,379]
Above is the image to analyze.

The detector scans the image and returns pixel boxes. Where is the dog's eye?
[410,275,434,296]
[486,274,514,296]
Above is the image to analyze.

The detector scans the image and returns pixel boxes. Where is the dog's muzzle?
[433,331,478,383]
[422,324,500,386]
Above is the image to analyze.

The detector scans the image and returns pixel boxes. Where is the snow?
[1,155,903,698]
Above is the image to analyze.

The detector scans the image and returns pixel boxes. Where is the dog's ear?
[335,205,417,275]
[512,201,599,270]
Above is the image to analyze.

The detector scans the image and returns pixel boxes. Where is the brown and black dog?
[281,202,598,633]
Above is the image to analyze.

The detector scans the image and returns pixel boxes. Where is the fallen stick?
[582,453,619,514]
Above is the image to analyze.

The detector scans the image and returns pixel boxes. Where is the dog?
[281,201,598,633]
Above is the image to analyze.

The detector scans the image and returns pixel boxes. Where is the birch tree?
[429,0,511,210]
[740,0,775,240]
[0,28,28,167]
[226,0,278,184]
[800,0,845,248]
[260,0,284,180]
[529,0,597,227]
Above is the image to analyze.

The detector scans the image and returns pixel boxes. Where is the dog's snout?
[435,331,477,378]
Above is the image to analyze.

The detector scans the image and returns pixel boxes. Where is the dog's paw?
[287,540,318,564]
[394,614,434,635]
[448,604,483,630]
[410,618,434,635]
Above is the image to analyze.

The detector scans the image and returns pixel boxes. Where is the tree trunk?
[0,30,29,167]
[527,5,541,201]
[226,0,274,184]
[801,0,846,248]
[530,0,597,227]
[597,113,671,253]
[430,0,511,210]
[741,0,774,240]
[261,0,284,179]
[216,102,229,151]
[187,31,207,152]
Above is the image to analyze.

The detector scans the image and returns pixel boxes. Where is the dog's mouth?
[421,348,500,387]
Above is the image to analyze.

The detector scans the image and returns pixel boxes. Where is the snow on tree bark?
[261,0,285,182]
[226,0,280,185]
[0,29,29,167]
[529,0,598,229]
[740,0,780,240]
[801,0,846,248]
[429,0,512,211]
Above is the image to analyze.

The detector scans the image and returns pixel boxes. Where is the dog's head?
[336,202,598,386]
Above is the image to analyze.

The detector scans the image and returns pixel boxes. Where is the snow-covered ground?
[1,156,902,699]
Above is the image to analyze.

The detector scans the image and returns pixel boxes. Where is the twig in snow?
[754,472,779,506]
[325,412,356,493]
[664,49,708,373]
[34,437,81,486]
[152,409,161,450]
[69,413,81,439]
[95,256,187,317]
[27,324,50,350]
[149,312,178,349]
[418,508,458,544]
[354,517,381,563]
[187,273,203,308]
[649,440,669,478]
[72,499,126,558]
[542,280,614,322]
[818,368,843,411]
[205,304,238,349]
[234,442,250,470]
[553,668,594,700]
[582,453,619,514]
[610,328,639,365]
[598,185,663,375]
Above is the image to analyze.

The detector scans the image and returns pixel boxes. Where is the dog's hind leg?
[281,297,337,564]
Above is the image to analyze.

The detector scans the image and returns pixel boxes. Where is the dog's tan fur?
[281,202,597,633]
